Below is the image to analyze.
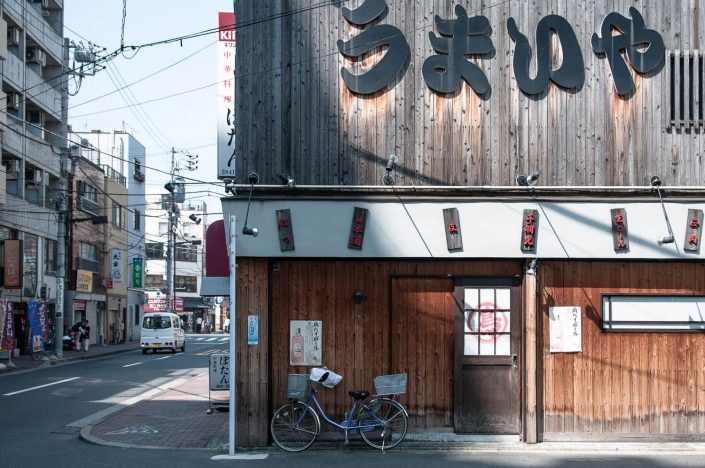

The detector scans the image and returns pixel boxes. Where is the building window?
[158,222,169,236]
[44,238,57,274]
[112,204,123,228]
[82,183,97,202]
[23,234,38,297]
[175,275,197,293]
[79,241,97,260]
[175,244,197,262]
[145,274,163,289]
[133,209,141,231]
[602,295,705,331]
[146,242,163,260]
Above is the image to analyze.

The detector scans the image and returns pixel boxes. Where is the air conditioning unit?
[5,160,20,174]
[26,47,46,67]
[7,27,20,46]
[32,169,43,184]
[7,93,20,110]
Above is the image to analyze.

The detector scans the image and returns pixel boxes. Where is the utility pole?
[54,38,71,358]
[165,148,175,314]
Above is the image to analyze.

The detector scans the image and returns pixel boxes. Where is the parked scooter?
[63,329,80,351]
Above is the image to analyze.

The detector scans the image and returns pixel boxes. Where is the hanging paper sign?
[611,208,629,252]
[276,209,295,252]
[549,306,582,353]
[289,320,322,366]
[443,208,463,251]
[248,315,258,345]
[520,209,539,253]
[347,207,368,250]
[684,209,703,253]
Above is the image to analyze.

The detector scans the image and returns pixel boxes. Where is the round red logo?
[467,301,509,343]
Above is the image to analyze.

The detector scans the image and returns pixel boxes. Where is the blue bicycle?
[271,368,408,452]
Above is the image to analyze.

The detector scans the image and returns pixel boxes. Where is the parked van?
[140,312,186,354]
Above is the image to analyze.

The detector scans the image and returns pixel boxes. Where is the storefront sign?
[520,210,539,253]
[347,207,368,250]
[611,208,630,252]
[337,2,664,98]
[217,11,237,179]
[209,353,229,390]
[144,292,183,312]
[76,269,93,293]
[111,249,123,283]
[55,278,64,319]
[132,257,143,289]
[276,209,295,252]
[290,320,322,366]
[3,239,22,288]
[248,315,258,345]
[684,209,703,253]
[1,300,14,350]
[549,306,582,353]
[443,208,463,251]
[103,277,113,289]
[73,300,86,311]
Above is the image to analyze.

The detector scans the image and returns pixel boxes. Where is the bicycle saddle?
[348,390,369,400]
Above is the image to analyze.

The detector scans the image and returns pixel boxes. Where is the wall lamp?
[651,176,675,245]
[278,174,295,188]
[526,258,538,276]
[516,170,541,187]
[353,290,364,304]
[188,214,201,225]
[383,154,398,186]
[223,178,236,196]
[242,172,259,237]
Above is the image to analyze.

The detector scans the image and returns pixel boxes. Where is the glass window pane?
[480,311,495,333]
[495,334,510,355]
[464,288,478,310]
[479,336,495,355]
[496,311,510,334]
[480,288,495,308]
[464,334,478,355]
[496,288,511,309]
[464,311,474,333]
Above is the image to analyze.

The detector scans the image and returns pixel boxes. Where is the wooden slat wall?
[540,261,705,439]
[269,259,521,430]
[233,0,705,187]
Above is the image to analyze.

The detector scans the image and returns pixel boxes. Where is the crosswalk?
[187,335,230,343]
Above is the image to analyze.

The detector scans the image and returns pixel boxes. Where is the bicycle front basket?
[373,373,407,395]
[287,374,311,399]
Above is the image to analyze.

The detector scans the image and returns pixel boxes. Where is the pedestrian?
[81,319,90,352]
[196,316,203,334]
[71,320,84,351]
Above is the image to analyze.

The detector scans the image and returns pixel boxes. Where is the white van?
[140,312,186,354]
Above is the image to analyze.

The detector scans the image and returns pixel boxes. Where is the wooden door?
[454,277,521,433]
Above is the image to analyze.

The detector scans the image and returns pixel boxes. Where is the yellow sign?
[76,269,93,293]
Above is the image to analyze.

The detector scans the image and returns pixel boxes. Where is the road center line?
[122,362,143,368]
[155,356,172,360]
[3,377,80,396]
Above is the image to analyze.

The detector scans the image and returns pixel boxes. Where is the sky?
[65,0,234,222]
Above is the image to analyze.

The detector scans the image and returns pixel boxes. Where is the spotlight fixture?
[516,170,541,187]
[526,258,538,276]
[651,175,675,245]
[385,154,398,172]
[188,214,201,225]
[278,174,295,187]
[242,172,259,237]
[223,179,236,196]
[164,181,175,193]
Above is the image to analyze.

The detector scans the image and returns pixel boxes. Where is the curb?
[0,347,137,377]
[79,426,218,452]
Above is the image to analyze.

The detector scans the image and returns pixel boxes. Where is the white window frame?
[602,294,705,331]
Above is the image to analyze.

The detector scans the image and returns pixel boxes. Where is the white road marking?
[206,337,219,341]
[122,362,143,368]
[155,356,172,360]
[3,377,80,396]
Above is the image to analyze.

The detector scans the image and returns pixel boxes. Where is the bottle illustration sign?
[289,320,323,366]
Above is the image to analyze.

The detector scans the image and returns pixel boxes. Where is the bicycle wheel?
[358,398,408,450]
[31,349,41,361]
[271,401,320,452]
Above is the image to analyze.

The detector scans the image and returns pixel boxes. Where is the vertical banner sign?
[549,306,582,353]
[289,320,323,366]
[132,257,143,288]
[3,239,23,288]
[684,209,703,253]
[247,315,258,345]
[443,208,463,251]
[209,353,230,390]
[276,209,295,251]
[1,300,14,350]
[611,208,629,252]
[217,11,236,179]
[28,300,42,352]
[55,277,64,319]
[111,249,123,283]
[520,209,539,253]
[347,207,368,250]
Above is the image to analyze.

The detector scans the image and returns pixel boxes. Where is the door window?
[463,287,512,356]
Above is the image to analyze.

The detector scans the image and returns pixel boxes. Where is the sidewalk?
[0,341,137,374]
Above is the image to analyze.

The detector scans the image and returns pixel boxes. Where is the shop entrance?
[453,277,521,434]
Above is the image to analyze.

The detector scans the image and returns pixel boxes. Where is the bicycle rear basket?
[287,374,311,399]
[373,373,407,395]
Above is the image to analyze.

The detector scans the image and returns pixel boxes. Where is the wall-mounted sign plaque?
[348,207,368,250]
[684,209,703,253]
[520,209,539,253]
[611,208,629,252]
[443,208,463,251]
[276,209,295,252]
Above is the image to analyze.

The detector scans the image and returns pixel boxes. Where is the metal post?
[228,214,237,455]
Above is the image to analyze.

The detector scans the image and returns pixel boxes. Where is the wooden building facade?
[219,1,705,446]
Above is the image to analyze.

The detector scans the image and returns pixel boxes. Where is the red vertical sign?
[3,239,23,288]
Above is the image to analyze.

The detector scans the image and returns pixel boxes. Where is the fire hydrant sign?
[289,320,322,366]
[549,306,582,353]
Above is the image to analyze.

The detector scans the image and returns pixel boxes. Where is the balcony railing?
[102,165,127,187]
[75,257,100,274]
[133,169,145,182]
[78,196,101,215]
